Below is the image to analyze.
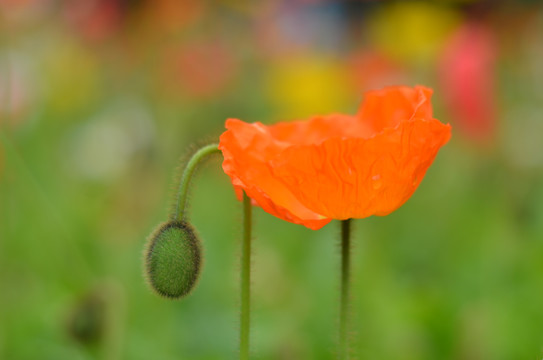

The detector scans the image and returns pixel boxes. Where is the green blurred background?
[2,0,543,359]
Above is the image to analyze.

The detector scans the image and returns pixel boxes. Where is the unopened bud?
[144,221,202,299]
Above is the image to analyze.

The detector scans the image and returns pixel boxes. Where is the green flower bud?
[144,221,202,299]
[66,292,106,344]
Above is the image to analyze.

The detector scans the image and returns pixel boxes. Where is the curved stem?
[240,192,252,360]
[339,219,352,359]
[173,144,220,222]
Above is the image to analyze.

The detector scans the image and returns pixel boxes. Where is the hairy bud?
[144,221,202,299]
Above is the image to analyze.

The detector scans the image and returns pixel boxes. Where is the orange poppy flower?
[219,85,451,230]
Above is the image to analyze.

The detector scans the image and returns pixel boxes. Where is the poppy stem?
[339,219,352,359]
[240,192,252,360]
[173,144,221,222]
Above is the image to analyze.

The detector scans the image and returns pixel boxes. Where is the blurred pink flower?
[0,53,35,128]
[439,23,497,143]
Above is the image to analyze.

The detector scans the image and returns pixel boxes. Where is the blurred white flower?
[65,99,155,181]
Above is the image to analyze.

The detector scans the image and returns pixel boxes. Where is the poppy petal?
[269,113,372,145]
[219,118,332,230]
[358,85,433,134]
[271,118,451,219]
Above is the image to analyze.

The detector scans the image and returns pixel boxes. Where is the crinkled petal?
[219,118,331,230]
[269,114,372,145]
[358,85,434,133]
[270,118,451,219]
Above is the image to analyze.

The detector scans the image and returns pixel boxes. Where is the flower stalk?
[339,219,352,359]
[174,143,221,222]
[240,192,252,360]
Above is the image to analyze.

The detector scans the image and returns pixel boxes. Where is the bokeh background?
[2,0,543,359]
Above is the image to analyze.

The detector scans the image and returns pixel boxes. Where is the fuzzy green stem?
[173,144,220,221]
[240,192,252,360]
[339,219,352,359]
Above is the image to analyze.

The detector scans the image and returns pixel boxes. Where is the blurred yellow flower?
[368,2,460,65]
[266,56,354,119]
[41,36,101,117]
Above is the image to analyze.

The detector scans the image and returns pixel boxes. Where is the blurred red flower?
[159,41,237,99]
[347,50,406,94]
[63,0,123,42]
[219,86,451,230]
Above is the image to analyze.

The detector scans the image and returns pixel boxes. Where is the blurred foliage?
[1,0,543,359]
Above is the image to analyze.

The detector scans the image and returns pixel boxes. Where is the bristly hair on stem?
[339,218,353,360]
[239,192,253,360]
[171,143,221,222]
